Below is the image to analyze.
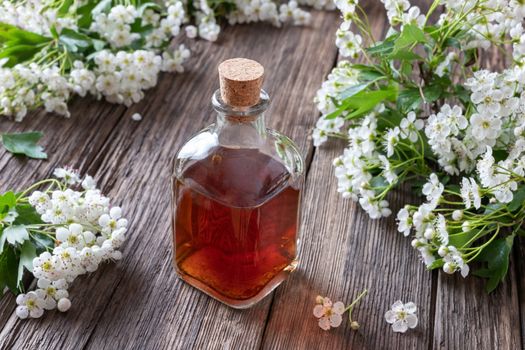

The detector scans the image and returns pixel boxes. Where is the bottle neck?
[212,89,269,147]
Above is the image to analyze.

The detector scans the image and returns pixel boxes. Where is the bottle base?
[176,260,298,309]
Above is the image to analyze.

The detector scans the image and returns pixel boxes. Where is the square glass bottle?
[171,58,303,308]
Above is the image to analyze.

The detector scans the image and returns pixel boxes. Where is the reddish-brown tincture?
[173,147,300,304]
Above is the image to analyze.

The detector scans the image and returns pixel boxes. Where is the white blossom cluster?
[396,174,471,277]
[427,68,525,176]
[90,3,185,49]
[15,168,127,319]
[0,0,77,35]
[313,0,525,280]
[1,0,325,121]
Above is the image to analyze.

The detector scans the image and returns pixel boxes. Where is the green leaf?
[339,82,372,100]
[395,24,427,50]
[327,86,398,120]
[428,258,444,270]
[473,236,514,293]
[77,0,112,28]
[396,88,421,112]
[0,245,18,294]
[1,131,47,159]
[448,231,478,248]
[0,191,16,212]
[17,240,36,289]
[4,225,29,246]
[13,204,43,226]
[370,176,388,190]
[388,49,422,61]
[454,85,470,105]
[31,233,54,253]
[57,0,74,15]
[366,32,399,57]
[59,28,91,53]
[508,186,525,212]
[0,44,42,67]
[0,23,50,45]
[352,64,384,82]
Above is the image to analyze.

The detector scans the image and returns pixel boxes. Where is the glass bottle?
[171,58,303,308]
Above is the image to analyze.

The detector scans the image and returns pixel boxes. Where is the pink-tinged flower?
[313,296,346,330]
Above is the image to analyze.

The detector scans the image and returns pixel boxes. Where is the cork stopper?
[218,58,264,108]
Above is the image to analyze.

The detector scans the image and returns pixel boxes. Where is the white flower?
[53,167,80,185]
[385,300,418,333]
[399,111,424,142]
[98,207,128,235]
[397,206,412,236]
[82,175,97,190]
[16,291,46,319]
[36,278,68,310]
[442,247,469,277]
[470,113,502,141]
[422,173,443,204]
[384,127,400,157]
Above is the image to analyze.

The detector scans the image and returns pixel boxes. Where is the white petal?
[406,314,418,328]
[37,278,51,289]
[329,313,342,327]
[404,302,417,313]
[391,300,404,312]
[110,207,122,219]
[392,320,408,333]
[385,310,397,323]
[16,306,29,319]
[98,214,110,226]
[332,301,345,314]
[318,317,331,330]
[313,305,324,318]
[57,298,71,312]
[30,307,44,318]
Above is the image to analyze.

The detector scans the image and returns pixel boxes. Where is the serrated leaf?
[0,23,51,45]
[4,225,29,245]
[0,191,16,212]
[366,33,399,56]
[59,28,91,53]
[2,131,47,159]
[0,245,18,294]
[388,49,422,61]
[473,235,514,293]
[395,24,427,50]
[17,240,36,289]
[13,204,43,226]
[0,44,42,67]
[31,232,55,253]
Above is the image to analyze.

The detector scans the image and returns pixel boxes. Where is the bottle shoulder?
[174,125,304,177]
[173,125,304,208]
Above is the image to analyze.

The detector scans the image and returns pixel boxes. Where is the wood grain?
[0,1,523,349]
[0,10,340,350]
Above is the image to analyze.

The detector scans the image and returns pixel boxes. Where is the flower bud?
[452,210,463,221]
[350,321,360,330]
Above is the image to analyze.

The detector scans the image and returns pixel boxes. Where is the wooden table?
[0,2,522,349]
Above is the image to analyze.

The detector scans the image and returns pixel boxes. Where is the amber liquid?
[173,147,300,307]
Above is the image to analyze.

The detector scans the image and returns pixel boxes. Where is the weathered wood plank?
[433,267,521,350]
[260,143,433,349]
[0,10,339,350]
[0,98,129,333]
